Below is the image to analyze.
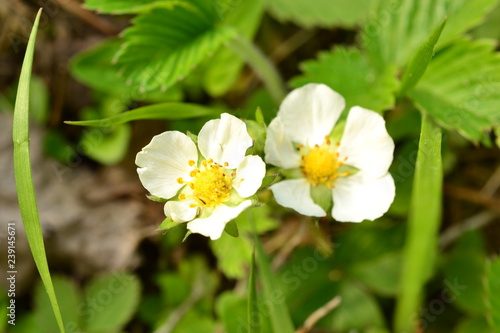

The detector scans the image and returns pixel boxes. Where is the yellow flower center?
[300,136,348,188]
[178,159,234,207]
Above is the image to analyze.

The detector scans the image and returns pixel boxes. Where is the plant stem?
[394,112,443,332]
[230,35,287,104]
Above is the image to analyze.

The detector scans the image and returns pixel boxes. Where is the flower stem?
[229,34,286,104]
[394,113,443,332]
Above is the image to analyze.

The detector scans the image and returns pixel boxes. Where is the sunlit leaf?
[114,2,237,93]
[411,39,500,145]
[291,47,397,112]
[363,0,498,68]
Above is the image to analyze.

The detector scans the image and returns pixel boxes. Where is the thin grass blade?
[394,113,443,332]
[248,249,260,333]
[249,211,295,333]
[65,102,222,126]
[398,18,447,97]
[12,8,66,333]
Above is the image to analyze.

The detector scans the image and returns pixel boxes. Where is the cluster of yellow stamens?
[177,159,235,208]
[300,136,349,188]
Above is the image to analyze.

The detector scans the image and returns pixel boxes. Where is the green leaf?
[224,220,240,237]
[84,0,170,14]
[439,0,499,47]
[363,0,498,68]
[410,39,500,144]
[204,0,264,96]
[211,232,252,278]
[70,39,183,102]
[34,276,82,333]
[395,113,443,333]
[291,47,397,112]
[321,281,385,331]
[250,211,295,333]
[486,256,500,332]
[81,124,131,165]
[114,2,237,93]
[171,312,216,333]
[158,217,182,230]
[471,2,500,40]
[12,9,66,333]
[443,231,487,315]
[66,102,221,126]
[216,293,252,333]
[349,252,402,296]
[265,0,376,28]
[398,18,447,97]
[84,272,141,333]
[455,317,492,333]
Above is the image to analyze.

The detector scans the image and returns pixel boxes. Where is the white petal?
[164,200,198,222]
[136,131,198,199]
[233,155,266,198]
[277,83,345,146]
[187,201,252,240]
[338,106,394,178]
[198,113,253,168]
[264,117,301,169]
[331,172,395,222]
[270,179,326,217]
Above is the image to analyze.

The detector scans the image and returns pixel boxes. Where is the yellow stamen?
[181,159,236,208]
[300,137,350,187]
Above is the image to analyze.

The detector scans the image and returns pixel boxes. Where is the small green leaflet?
[410,39,500,145]
[113,1,237,93]
[224,220,239,237]
[291,47,397,112]
[363,0,498,68]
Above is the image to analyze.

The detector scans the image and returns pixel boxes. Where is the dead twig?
[296,296,342,333]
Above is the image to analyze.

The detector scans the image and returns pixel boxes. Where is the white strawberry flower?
[265,83,395,222]
[136,113,266,240]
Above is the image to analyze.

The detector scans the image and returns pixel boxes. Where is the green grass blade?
[398,18,447,97]
[12,8,66,333]
[65,102,221,126]
[248,249,260,333]
[394,113,443,332]
[249,211,295,333]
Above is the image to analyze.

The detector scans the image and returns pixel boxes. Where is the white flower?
[265,83,395,222]
[136,113,266,240]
